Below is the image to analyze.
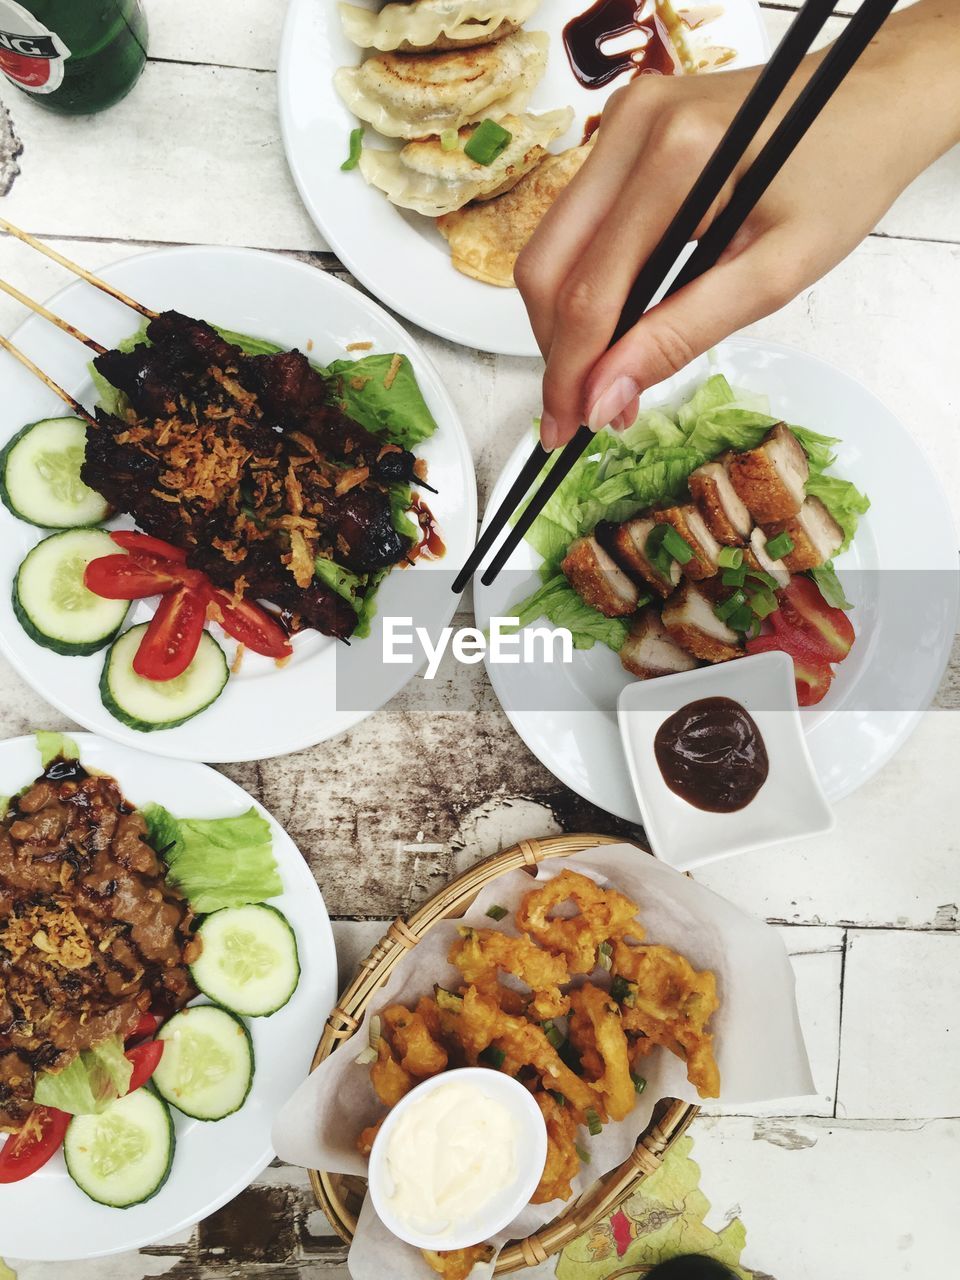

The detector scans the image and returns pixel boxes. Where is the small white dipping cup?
[368,1066,548,1252]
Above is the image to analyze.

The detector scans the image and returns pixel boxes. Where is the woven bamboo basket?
[308,833,699,1274]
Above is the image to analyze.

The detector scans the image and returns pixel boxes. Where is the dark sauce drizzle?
[564,0,681,91]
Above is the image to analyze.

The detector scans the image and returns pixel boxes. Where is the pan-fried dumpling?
[334,31,548,140]
[339,0,541,53]
[437,142,594,286]
[358,108,573,218]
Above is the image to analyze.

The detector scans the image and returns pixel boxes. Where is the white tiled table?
[0,3,957,1278]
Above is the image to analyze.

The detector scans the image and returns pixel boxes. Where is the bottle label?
[0,0,70,94]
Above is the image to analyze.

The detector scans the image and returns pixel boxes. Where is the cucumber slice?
[0,417,109,528]
[13,529,129,655]
[152,1005,254,1120]
[101,625,228,732]
[191,905,300,1017]
[64,1087,174,1208]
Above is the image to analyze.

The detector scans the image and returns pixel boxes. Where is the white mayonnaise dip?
[383,1079,518,1238]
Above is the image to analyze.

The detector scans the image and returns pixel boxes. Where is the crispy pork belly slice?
[653,505,722,580]
[661,581,741,663]
[764,497,843,571]
[607,517,681,599]
[688,458,752,544]
[745,528,791,588]
[620,605,699,679]
[728,423,809,522]
[561,536,640,617]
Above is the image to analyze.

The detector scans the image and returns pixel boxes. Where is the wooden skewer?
[0,333,94,424]
[0,216,157,320]
[0,278,106,354]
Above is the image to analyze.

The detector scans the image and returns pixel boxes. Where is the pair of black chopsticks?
[453,0,896,594]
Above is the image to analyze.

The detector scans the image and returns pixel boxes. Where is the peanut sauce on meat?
[0,758,197,1132]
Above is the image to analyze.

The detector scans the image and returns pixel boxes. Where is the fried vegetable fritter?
[516,869,641,973]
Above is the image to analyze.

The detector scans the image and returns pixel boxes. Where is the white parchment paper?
[273,844,814,1278]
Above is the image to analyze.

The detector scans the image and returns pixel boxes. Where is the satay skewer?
[0,217,157,320]
[0,333,94,424]
[0,278,106,354]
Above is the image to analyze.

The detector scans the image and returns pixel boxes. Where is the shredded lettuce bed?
[510,374,869,648]
[89,324,438,639]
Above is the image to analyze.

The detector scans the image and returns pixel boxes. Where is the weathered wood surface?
[1,1,958,1277]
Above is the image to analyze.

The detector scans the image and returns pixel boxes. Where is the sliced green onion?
[765,531,795,560]
[714,590,746,622]
[645,525,678,579]
[463,118,512,165]
[597,941,613,971]
[661,526,694,565]
[574,1141,591,1164]
[354,1045,377,1065]
[717,546,743,569]
[485,904,508,921]
[610,975,637,1007]
[439,128,459,152]
[479,1045,506,1069]
[585,1107,603,1136]
[548,1090,567,1107]
[630,1071,647,1095]
[746,567,780,590]
[340,127,364,172]
[746,615,762,640]
[748,587,778,620]
[727,604,755,633]
[721,564,747,588]
[355,1012,382,1064]
[542,1021,564,1049]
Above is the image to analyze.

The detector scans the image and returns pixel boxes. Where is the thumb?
[583,232,800,431]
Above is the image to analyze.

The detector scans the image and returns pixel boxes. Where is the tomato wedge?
[127,1012,163,1043]
[110,530,188,563]
[746,633,834,706]
[133,584,209,681]
[0,1105,70,1183]
[125,1041,164,1094]
[85,553,191,601]
[208,588,293,660]
[772,576,855,663]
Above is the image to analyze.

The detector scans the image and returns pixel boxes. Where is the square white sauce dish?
[618,650,834,870]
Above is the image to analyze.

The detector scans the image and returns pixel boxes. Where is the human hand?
[515,0,960,449]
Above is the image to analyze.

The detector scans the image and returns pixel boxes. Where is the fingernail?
[613,396,640,432]
[540,412,558,450]
[587,376,639,432]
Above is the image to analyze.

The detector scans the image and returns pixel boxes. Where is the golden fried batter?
[382,1003,448,1078]
[423,1244,495,1280]
[355,1120,382,1156]
[516,870,642,973]
[613,941,721,1099]
[369,1037,415,1107]
[531,1090,581,1204]
[449,926,570,1018]
[568,984,635,1121]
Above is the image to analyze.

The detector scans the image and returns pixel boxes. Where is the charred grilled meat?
[0,757,197,1132]
[83,311,426,641]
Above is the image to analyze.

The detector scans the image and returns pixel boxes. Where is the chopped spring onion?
[598,940,613,971]
[479,1045,506,1069]
[354,1045,377,1065]
[610,975,637,1007]
[722,564,747,588]
[661,526,694,565]
[746,567,780,591]
[765,531,795,560]
[354,1013,382,1065]
[630,1071,647,1095]
[485,904,509,921]
[439,128,459,152]
[548,1090,567,1107]
[748,587,778,620]
[542,1021,564,1049]
[645,525,678,579]
[340,127,364,172]
[574,1141,591,1164]
[585,1107,603,1136]
[463,118,512,165]
[714,589,747,622]
[727,604,755,633]
[717,546,743,569]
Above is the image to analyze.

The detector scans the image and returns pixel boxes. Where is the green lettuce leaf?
[675,373,737,431]
[809,562,853,609]
[805,471,870,551]
[327,352,438,449]
[144,804,280,912]
[33,1037,132,1115]
[0,797,8,820]
[506,574,632,652]
[684,408,777,459]
[35,731,79,768]
[791,424,839,473]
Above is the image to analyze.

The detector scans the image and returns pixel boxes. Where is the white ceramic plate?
[278,0,770,356]
[473,338,959,821]
[0,732,337,1262]
[0,246,476,763]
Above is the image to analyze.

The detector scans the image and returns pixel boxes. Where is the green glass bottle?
[0,0,148,115]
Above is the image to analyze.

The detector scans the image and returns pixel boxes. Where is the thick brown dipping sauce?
[654,697,769,812]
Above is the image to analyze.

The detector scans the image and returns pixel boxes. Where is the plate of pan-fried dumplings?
[278,0,770,355]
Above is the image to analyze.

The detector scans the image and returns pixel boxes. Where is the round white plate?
[0,732,337,1261]
[278,0,770,356]
[473,338,959,821]
[0,246,476,763]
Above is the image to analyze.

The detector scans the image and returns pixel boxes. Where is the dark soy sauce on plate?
[654,696,769,812]
[563,0,680,90]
